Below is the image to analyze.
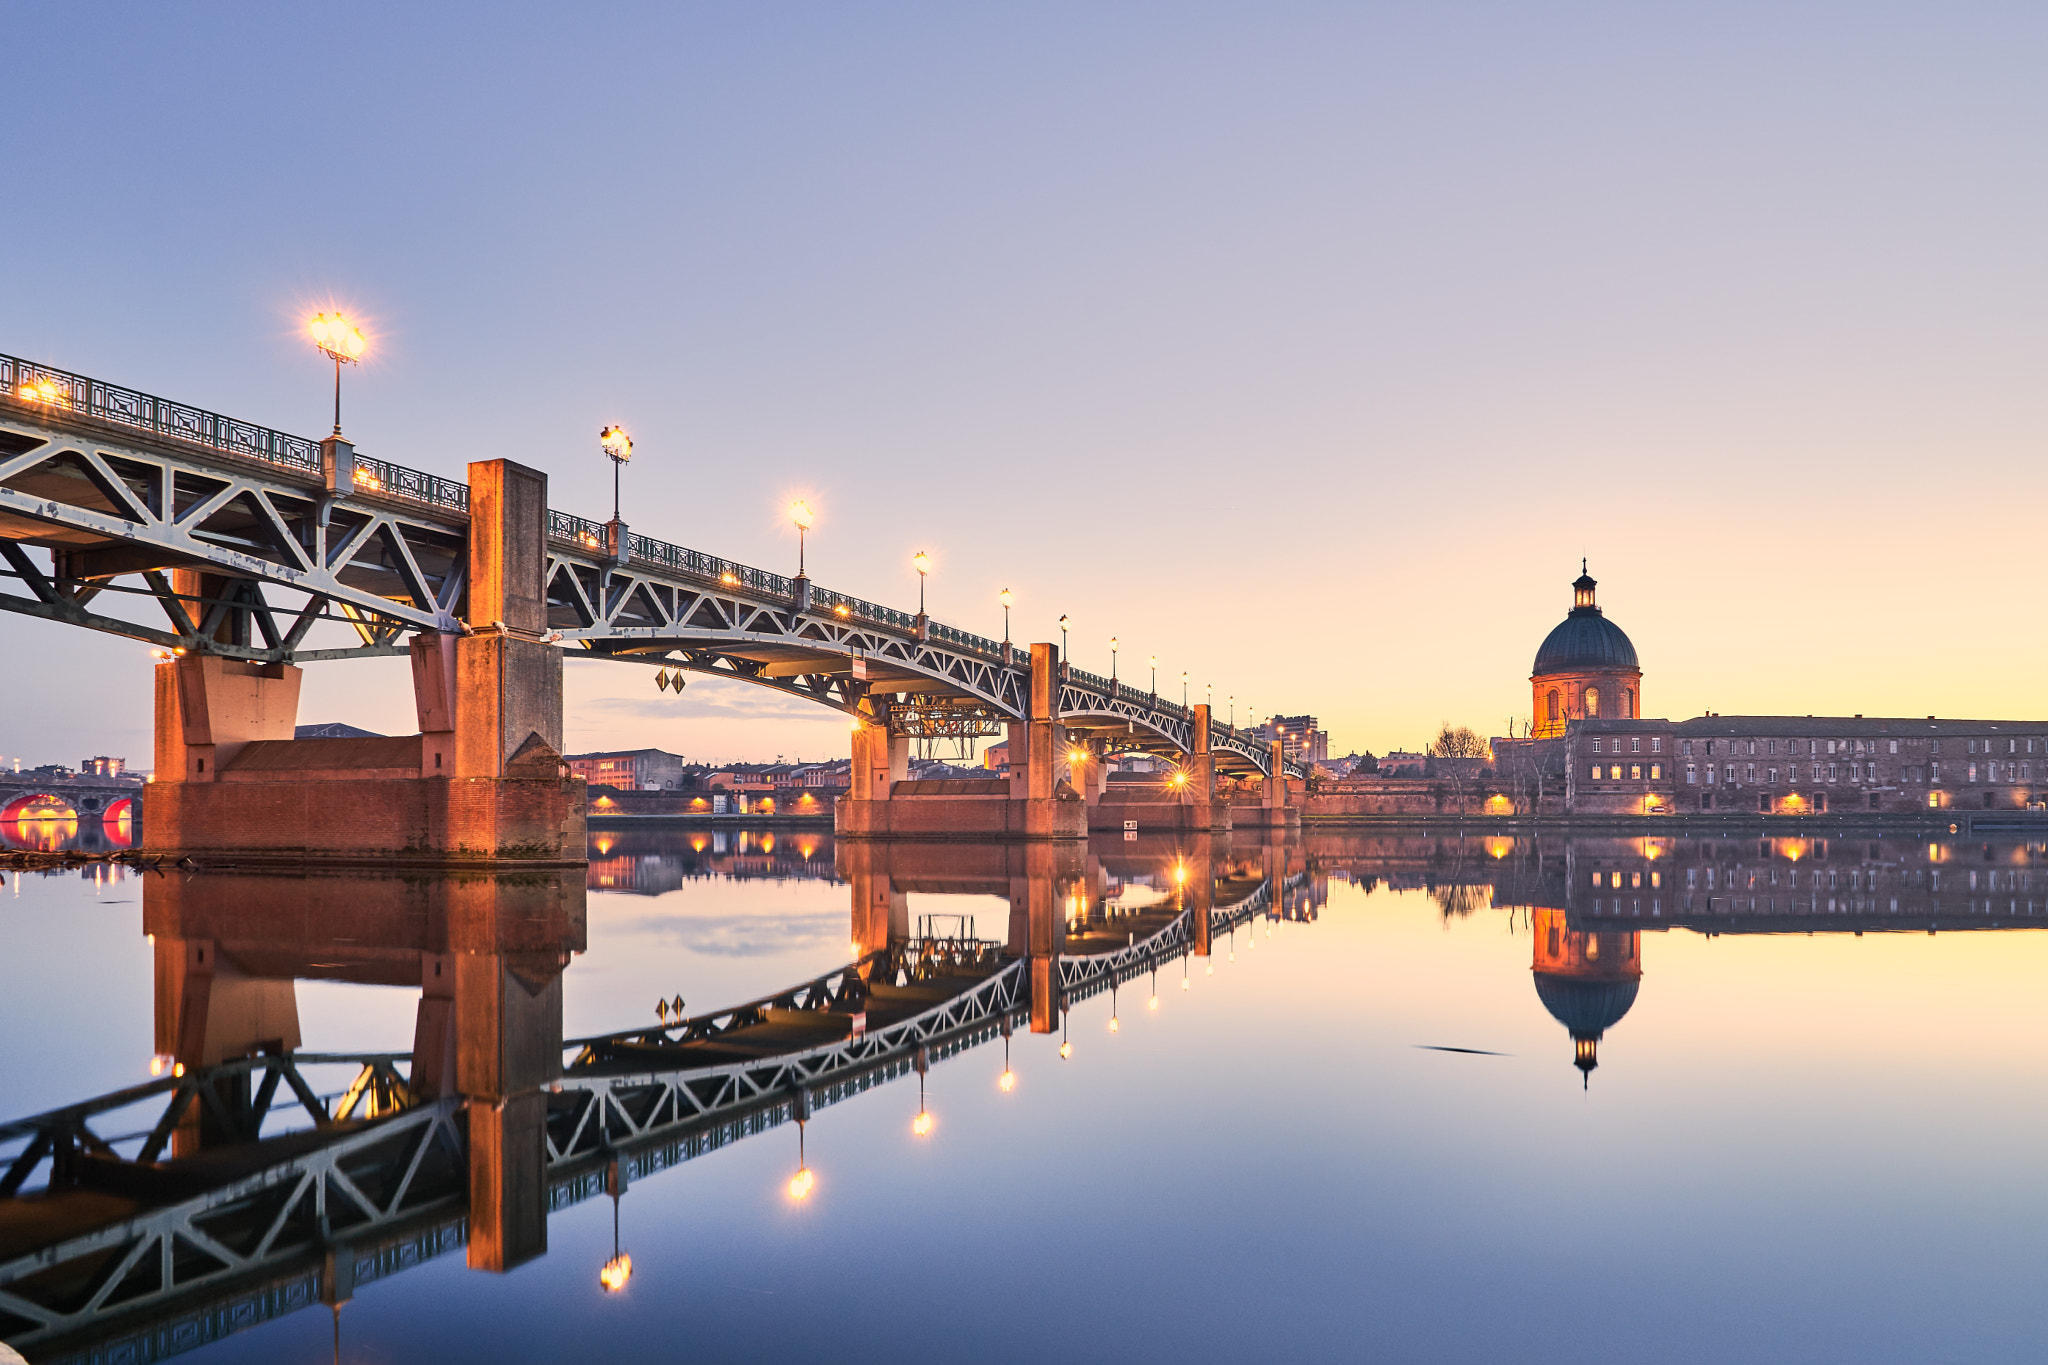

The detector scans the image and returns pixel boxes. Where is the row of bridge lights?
[281,315,1251,717]
[590,896,1289,1294]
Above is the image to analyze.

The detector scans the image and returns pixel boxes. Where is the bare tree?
[1429,722,1491,817]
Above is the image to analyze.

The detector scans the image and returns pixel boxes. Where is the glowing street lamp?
[791,500,814,577]
[1058,615,1069,665]
[999,588,1013,644]
[599,425,632,523]
[912,550,931,616]
[306,312,366,437]
[1182,671,1189,710]
[1149,655,1157,696]
[1110,637,1118,685]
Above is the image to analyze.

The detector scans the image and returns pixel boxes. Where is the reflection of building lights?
[787,1167,815,1200]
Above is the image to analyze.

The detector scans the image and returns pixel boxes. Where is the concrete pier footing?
[142,459,586,865]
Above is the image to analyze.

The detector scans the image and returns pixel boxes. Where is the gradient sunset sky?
[8,3,2047,768]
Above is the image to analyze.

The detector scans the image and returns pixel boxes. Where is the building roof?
[1532,567,1640,675]
[1674,715,2048,738]
[564,748,685,761]
[1533,610,1639,675]
[295,722,383,739]
[1532,974,1640,1039]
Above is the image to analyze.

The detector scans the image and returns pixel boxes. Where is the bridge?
[0,352,1303,857]
[0,835,1311,1363]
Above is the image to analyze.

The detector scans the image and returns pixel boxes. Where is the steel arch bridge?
[0,865,1307,1363]
[0,353,1299,779]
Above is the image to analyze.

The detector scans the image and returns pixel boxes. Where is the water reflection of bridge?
[0,831,1307,1364]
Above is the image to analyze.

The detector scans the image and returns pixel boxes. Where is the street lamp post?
[307,313,366,438]
[599,425,632,522]
[1182,671,1188,710]
[912,551,931,638]
[1058,615,1069,672]
[999,588,1013,644]
[1110,637,1118,687]
[599,425,633,565]
[791,500,814,577]
[1149,655,1157,697]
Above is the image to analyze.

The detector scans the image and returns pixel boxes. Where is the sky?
[6,2,2048,768]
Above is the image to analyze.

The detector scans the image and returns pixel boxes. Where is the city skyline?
[8,5,2048,766]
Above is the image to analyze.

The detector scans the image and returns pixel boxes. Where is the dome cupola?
[1529,562,1643,736]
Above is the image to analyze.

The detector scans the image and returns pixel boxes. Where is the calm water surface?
[4,826,2048,1364]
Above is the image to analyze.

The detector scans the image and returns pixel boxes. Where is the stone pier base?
[1087,801,1231,834]
[836,794,1086,841]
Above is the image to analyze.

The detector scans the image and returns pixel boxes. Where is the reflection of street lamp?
[791,500,814,577]
[999,588,1013,644]
[599,1159,632,1292]
[787,1120,815,1200]
[912,551,931,615]
[599,425,632,523]
[307,312,366,437]
[912,1048,934,1137]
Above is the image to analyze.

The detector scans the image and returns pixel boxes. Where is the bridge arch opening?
[2,792,78,822]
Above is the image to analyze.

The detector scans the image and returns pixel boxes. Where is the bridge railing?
[352,452,470,511]
[3,352,324,473]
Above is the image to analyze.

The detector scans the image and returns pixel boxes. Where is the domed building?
[1531,907,1641,1085]
[1530,562,1641,738]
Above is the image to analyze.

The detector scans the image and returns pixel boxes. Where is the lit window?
[1591,765,1602,780]
[1650,764,1661,780]
[1610,765,1623,780]
[1585,687,1600,717]
[1630,765,1641,780]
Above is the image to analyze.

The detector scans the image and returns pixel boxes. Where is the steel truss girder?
[550,550,1030,723]
[547,551,1277,772]
[0,412,463,655]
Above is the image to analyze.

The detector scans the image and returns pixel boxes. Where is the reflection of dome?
[1532,586,1639,674]
[1532,973,1640,1039]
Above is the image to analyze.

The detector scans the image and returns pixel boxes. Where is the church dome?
[1531,567,1638,675]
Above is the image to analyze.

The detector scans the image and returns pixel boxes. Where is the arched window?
[1584,686,1600,718]
[1546,690,1560,723]
[1623,689,1634,719]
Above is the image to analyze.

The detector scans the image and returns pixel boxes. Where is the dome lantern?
[1573,559,1598,613]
